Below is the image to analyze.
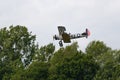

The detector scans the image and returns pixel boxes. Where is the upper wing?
[58,26,66,35]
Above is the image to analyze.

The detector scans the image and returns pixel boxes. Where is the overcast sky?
[0,0,120,50]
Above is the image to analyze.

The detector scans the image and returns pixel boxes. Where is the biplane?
[53,26,90,47]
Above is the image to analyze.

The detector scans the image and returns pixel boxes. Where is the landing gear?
[59,40,63,47]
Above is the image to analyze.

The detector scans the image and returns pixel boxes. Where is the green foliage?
[0,25,38,80]
[11,62,49,80]
[33,43,55,62]
[54,53,99,80]
[49,42,99,80]
[26,62,49,80]
[48,42,79,79]
[94,50,120,80]
[86,40,120,80]
[86,41,111,57]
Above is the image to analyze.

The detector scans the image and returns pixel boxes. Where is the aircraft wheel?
[59,41,63,47]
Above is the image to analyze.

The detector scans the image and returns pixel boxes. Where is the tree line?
[0,25,120,80]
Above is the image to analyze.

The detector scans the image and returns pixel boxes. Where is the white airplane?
[53,26,90,47]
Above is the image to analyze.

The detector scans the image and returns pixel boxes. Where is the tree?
[11,43,55,80]
[94,50,120,80]
[0,25,38,80]
[26,62,49,80]
[11,62,49,80]
[55,53,99,80]
[48,42,78,79]
[86,41,111,57]
[33,43,55,62]
[86,41,120,80]
[49,42,99,80]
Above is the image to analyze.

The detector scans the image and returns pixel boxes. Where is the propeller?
[86,28,90,38]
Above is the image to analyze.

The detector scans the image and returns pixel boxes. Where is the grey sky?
[0,0,120,50]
